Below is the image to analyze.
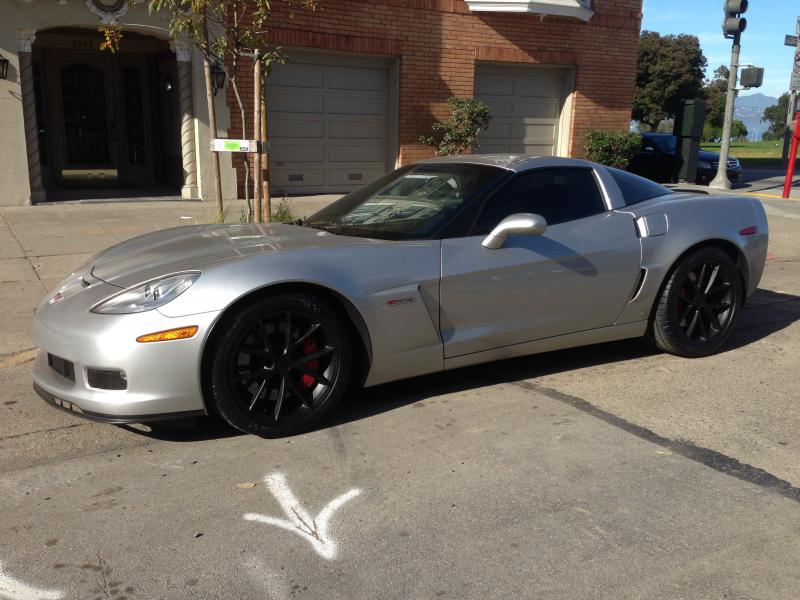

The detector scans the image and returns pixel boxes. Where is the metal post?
[261,81,271,223]
[783,112,800,198]
[710,33,740,190]
[253,49,263,224]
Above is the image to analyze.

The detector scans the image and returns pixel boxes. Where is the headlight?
[91,273,200,314]
[698,161,712,170]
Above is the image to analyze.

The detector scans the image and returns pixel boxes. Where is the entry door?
[440,168,641,359]
[56,61,117,186]
[116,56,155,186]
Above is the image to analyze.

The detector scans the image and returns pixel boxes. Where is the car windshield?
[649,135,677,154]
[305,164,504,240]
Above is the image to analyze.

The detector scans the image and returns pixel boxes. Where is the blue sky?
[641,0,795,99]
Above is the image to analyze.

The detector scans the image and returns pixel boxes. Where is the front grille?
[726,159,737,168]
[47,354,75,381]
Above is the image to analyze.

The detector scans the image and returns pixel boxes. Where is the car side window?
[471,168,607,235]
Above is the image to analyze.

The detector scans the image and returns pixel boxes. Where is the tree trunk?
[201,18,223,220]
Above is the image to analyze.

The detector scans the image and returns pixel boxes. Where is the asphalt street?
[1,192,799,599]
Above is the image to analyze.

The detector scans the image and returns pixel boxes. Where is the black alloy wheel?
[210,293,351,437]
[650,246,743,358]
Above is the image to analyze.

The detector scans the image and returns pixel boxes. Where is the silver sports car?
[32,155,769,437]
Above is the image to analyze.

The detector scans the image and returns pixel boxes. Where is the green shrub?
[421,97,492,156]
[585,130,642,169]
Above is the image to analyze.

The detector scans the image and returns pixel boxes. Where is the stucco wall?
[0,0,236,206]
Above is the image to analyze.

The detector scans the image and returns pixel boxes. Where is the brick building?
[229,0,643,196]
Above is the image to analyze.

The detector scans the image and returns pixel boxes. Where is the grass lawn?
[700,140,790,168]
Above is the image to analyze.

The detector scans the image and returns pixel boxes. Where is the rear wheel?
[650,247,743,357]
[210,293,351,437]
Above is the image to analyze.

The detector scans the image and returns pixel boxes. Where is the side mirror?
[482,213,547,249]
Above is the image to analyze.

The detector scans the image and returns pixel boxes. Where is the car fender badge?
[386,297,416,306]
[49,292,65,304]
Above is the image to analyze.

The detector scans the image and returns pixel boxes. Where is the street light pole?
[709,35,740,190]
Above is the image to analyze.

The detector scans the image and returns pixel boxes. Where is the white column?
[173,37,198,199]
[18,29,45,203]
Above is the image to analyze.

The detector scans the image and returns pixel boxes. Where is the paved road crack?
[512,380,800,504]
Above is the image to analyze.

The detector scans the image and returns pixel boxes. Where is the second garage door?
[474,64,573,156]
[266,52,394,195]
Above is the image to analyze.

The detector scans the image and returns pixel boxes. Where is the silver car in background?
[32,155,769,437]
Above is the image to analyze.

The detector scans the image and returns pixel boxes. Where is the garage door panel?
[481,122,513,140]
[268,92,325,114]
[327,166,386,186]
[328,119,385,140]
[327,66,386,92]
[513,99,559,119]
[327,143,386,163]
[514,76,563,97]
[270,167,326,189]
[327,95,385,116]
[482,98,514,118]
[475,74,514,96]
[268,63,325,88]
[513,124,557,140]
[270,143,326,164]
[269,116,325,139]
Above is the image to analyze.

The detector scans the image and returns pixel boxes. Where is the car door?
[440,167,642,359]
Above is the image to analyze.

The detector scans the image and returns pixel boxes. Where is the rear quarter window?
[610,168,672,206]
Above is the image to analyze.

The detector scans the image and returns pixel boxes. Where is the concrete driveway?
[1,195,799,599]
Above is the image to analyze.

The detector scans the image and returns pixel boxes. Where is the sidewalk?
[0,195,339,356]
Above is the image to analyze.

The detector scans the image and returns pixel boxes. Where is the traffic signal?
[723,0,748,38]
[740,66,764,89]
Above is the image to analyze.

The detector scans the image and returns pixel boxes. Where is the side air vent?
[628,268,647,302]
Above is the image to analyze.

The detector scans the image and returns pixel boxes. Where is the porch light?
[0,55,9,80]
[211,63,226,95]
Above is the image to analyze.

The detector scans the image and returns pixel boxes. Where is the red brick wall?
[227,0,643,196]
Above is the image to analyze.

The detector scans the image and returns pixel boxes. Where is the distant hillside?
[736,93,778,141]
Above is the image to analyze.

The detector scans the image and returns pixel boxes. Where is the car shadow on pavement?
[726,288,800,351]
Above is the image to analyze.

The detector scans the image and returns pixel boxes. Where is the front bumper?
[32,278,221,422]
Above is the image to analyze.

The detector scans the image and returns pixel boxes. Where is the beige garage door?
[474,64,572,156]
[266,53,393,195]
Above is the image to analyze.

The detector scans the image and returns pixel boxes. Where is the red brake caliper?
[300,338,319,390]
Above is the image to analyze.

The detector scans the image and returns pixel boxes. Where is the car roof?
[416,154,598,173]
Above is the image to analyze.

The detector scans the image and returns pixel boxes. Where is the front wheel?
[209,293,352,437]
[649,247,743,358]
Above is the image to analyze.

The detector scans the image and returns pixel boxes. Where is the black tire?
[649,246,743,357]
[209,293,352,437]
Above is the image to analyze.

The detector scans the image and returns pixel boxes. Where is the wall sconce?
[211,63,226,96]
[0,55,9,80]
[164,76,173,92]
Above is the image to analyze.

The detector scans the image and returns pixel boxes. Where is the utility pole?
[710,0,749,190]
[782,22,800,169]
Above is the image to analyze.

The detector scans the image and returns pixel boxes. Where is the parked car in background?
[628,133,742,185]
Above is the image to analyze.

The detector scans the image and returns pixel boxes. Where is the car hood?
[89,223,381,287]
[698,149,721,161]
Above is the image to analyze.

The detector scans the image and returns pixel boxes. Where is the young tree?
[633,31,707,131]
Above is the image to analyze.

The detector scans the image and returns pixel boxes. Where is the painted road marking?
[744,191,800,200]
[243,472,361,560]
[0,561,63,600]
